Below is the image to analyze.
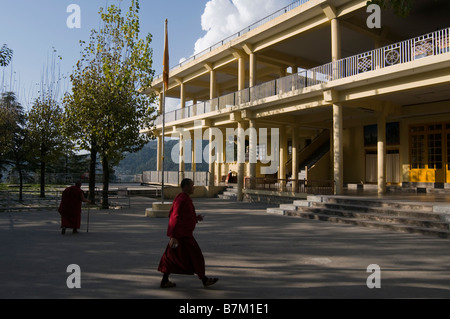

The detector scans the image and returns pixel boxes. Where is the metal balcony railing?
[155,27,450,126]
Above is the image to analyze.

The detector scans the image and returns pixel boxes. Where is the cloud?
[193,0,292,55]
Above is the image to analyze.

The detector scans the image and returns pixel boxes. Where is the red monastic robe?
[58,186,84,229]
[158,192,205,279]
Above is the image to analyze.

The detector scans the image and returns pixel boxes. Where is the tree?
[0,92,31,200]
[28,96,67,197]
[367,0,414,17]
[64,0,157,208]
[0,44,13,67]
[0,92,16,176]
[0,93,14,158]
[63,62,102,204]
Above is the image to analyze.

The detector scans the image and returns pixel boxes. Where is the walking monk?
[58,181,90,234]
[158,178,218,288]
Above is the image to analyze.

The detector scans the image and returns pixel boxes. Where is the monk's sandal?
[160,281,176,288]
[202,277,218,287]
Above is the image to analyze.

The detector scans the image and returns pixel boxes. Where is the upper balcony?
[152,26,450,127]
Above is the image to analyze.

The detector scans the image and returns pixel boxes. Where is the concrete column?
[291,65,299,91]
[279,127,287,191]
[216,128,224,184]
[249,53,256,88]
[237,121,245,200]
[238,56,245,91]
[292,126,299,192]
[331,18,341,80]
[232,50,246,104]
[180,82,186,109]
[179,132,185,182]
[331,18,341,61]
[192,97,198,116]
[210,69,217,100]
[208,128,215,187]
[249,119,257,188]
[222,129,229,184]
[377,112,387,194]
[333,103,344,195]
[191,138,196,172]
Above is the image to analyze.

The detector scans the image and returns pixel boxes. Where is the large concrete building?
[143,0,450,201]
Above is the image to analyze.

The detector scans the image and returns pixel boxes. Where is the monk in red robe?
[58,181,90,234]
[158,178,218,288]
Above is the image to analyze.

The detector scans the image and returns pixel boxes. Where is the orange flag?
[163,19,169,91]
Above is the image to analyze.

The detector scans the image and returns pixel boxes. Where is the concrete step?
[288,207,449,230]
[304,202,442,221]
[216,186,239,200]
[284,211,450,239]
[306,195,435,211]
[218,186,238,200]
[223,190,238,196]
[266,207,285,215]
[218,194,237,200]
[268,196,450,238]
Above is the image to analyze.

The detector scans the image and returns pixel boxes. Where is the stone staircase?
[217,185,239,200]
[267,195,450,238]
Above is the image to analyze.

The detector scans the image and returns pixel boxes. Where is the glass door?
[409,124,445,183]
[427,127,444,183]
[410,126,426,182]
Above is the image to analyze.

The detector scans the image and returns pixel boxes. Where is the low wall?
[142,171,209,186]
[244,189,307,204]
[162,185,226,200]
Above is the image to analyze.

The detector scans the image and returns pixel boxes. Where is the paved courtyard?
[1,195,450,300]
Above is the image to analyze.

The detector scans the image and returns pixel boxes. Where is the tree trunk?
[40,160,46,198]
[101,155,109,209]
[18,168,23,201]
[89,147,97,204]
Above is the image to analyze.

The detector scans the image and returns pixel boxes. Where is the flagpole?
[161,19,168,204]
[161,86,165,203]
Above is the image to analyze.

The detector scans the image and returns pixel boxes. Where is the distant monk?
[158,178,218,288]
[58,181,90,235]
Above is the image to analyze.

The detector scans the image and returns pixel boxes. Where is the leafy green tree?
[28,96,68,197]
[63,63,101,203]
[0,93,14,159]
[0,44,13,67]
[367,0,414,17]
[0,92,31,200]
[64,0,157,208]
